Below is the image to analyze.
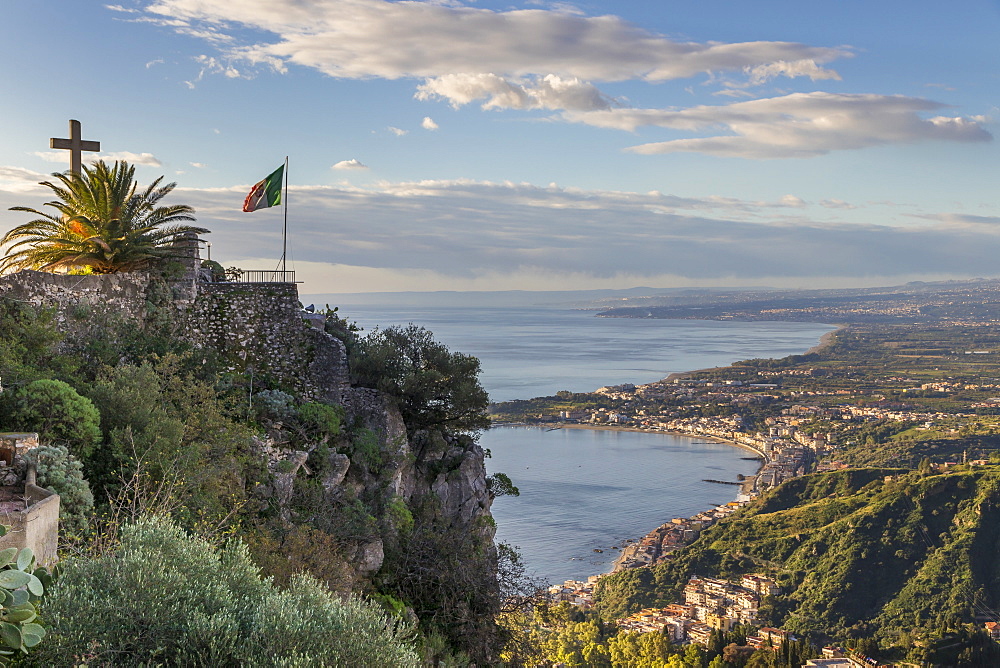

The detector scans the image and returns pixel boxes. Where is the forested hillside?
[596,466,1000,662]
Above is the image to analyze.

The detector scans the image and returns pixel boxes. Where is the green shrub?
[352,427,383,471]
[35,516,419,667]
[253,389,297,423]
[0,379,100,459]
[386,496,414,535]
[23,444,94,537]
[486,472,520,498]
[296,402,343,438]
[350,325,490,434]
[201,260,226,282]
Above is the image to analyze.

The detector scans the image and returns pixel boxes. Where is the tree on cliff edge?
[351,324,490,434]
[1,160,208,274]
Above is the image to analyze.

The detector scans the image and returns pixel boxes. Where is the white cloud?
[34,150,163,167]
[416,73,616,111]
[190,162,207,168]
[387,127,407,136]
[33,151,75,164]
[194,54,241,79]
[145,58,165,68]
[138,1,849,88]
[332,159,369,170]
[98,151,163,167]
[745,59,841,85]
[0,166,49,193]
[566,92,992,158]
[422,116,439,130]
[820,199,855,209]
[780,195,806,207]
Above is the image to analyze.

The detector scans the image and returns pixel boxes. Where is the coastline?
[524,324,839,583]
[660,323,841,383]
[803,325,844,355]
[552,422,765,458]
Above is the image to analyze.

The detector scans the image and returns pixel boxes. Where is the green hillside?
[596,466,1000,646]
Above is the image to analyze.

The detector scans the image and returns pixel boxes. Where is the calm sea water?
[485,427,762,583]
[341,306,832,402]
[339,305,833,582]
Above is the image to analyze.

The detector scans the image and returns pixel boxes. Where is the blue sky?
[2,0,998,293]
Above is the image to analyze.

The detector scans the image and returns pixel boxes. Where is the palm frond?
[2,160,207,275]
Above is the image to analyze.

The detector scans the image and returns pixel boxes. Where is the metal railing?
[223,269,297,284]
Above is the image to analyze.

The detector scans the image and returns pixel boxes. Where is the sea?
[337,304,834,583]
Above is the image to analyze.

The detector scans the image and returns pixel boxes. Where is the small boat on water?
[593,548,603,553]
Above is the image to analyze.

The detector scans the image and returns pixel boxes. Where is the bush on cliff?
[351,324,490,434]
[34,516,420,667]
[0,378,101,459]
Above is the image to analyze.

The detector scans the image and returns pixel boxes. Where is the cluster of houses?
[547,575,600,608]
[613,575,780,643]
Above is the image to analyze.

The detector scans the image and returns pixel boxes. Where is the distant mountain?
[307,278,1000,316]
[595,278,1000,324]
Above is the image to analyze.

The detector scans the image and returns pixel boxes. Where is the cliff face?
[260,385,495,583]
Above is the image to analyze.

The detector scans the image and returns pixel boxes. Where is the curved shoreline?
[803,325,845,355]
[661,323,841,383]
[547,423,765,458]
[499,324,837,583]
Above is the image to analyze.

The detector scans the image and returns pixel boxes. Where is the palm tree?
[1,160,209,274]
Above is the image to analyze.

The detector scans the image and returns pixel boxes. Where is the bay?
[332,303,833,583]
[484,427,762,583]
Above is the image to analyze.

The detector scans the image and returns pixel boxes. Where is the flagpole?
[282,156,289,275]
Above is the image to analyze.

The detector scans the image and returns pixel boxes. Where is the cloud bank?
[4,174,985,290]
[129,1,990,158]
[567,92,992,158]
[140,0,847,87]
[2,171,998,291]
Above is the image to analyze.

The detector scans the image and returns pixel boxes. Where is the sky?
[2,0,999,294]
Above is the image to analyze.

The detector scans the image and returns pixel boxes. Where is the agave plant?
[1,160,208,274]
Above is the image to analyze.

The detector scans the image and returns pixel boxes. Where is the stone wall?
[181,282,349,403]
[0,269,150,335]
[0,259,351,403]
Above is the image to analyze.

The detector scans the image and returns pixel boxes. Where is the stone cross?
[49,119,100,176]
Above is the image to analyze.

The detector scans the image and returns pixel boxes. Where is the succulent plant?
[0,528,50,663]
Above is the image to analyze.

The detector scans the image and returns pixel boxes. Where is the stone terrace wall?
[0,270,150,333]
[0,268,351,405]
[182,282,349,403]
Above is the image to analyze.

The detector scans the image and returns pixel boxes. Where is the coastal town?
[494,321,1000,664]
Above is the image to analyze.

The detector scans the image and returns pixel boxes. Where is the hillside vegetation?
[0,281,511,665]
[597,466,1000,647]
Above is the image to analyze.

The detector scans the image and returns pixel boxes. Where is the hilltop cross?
[49,119,100,176]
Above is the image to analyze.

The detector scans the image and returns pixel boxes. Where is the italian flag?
[242,164,284,212]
